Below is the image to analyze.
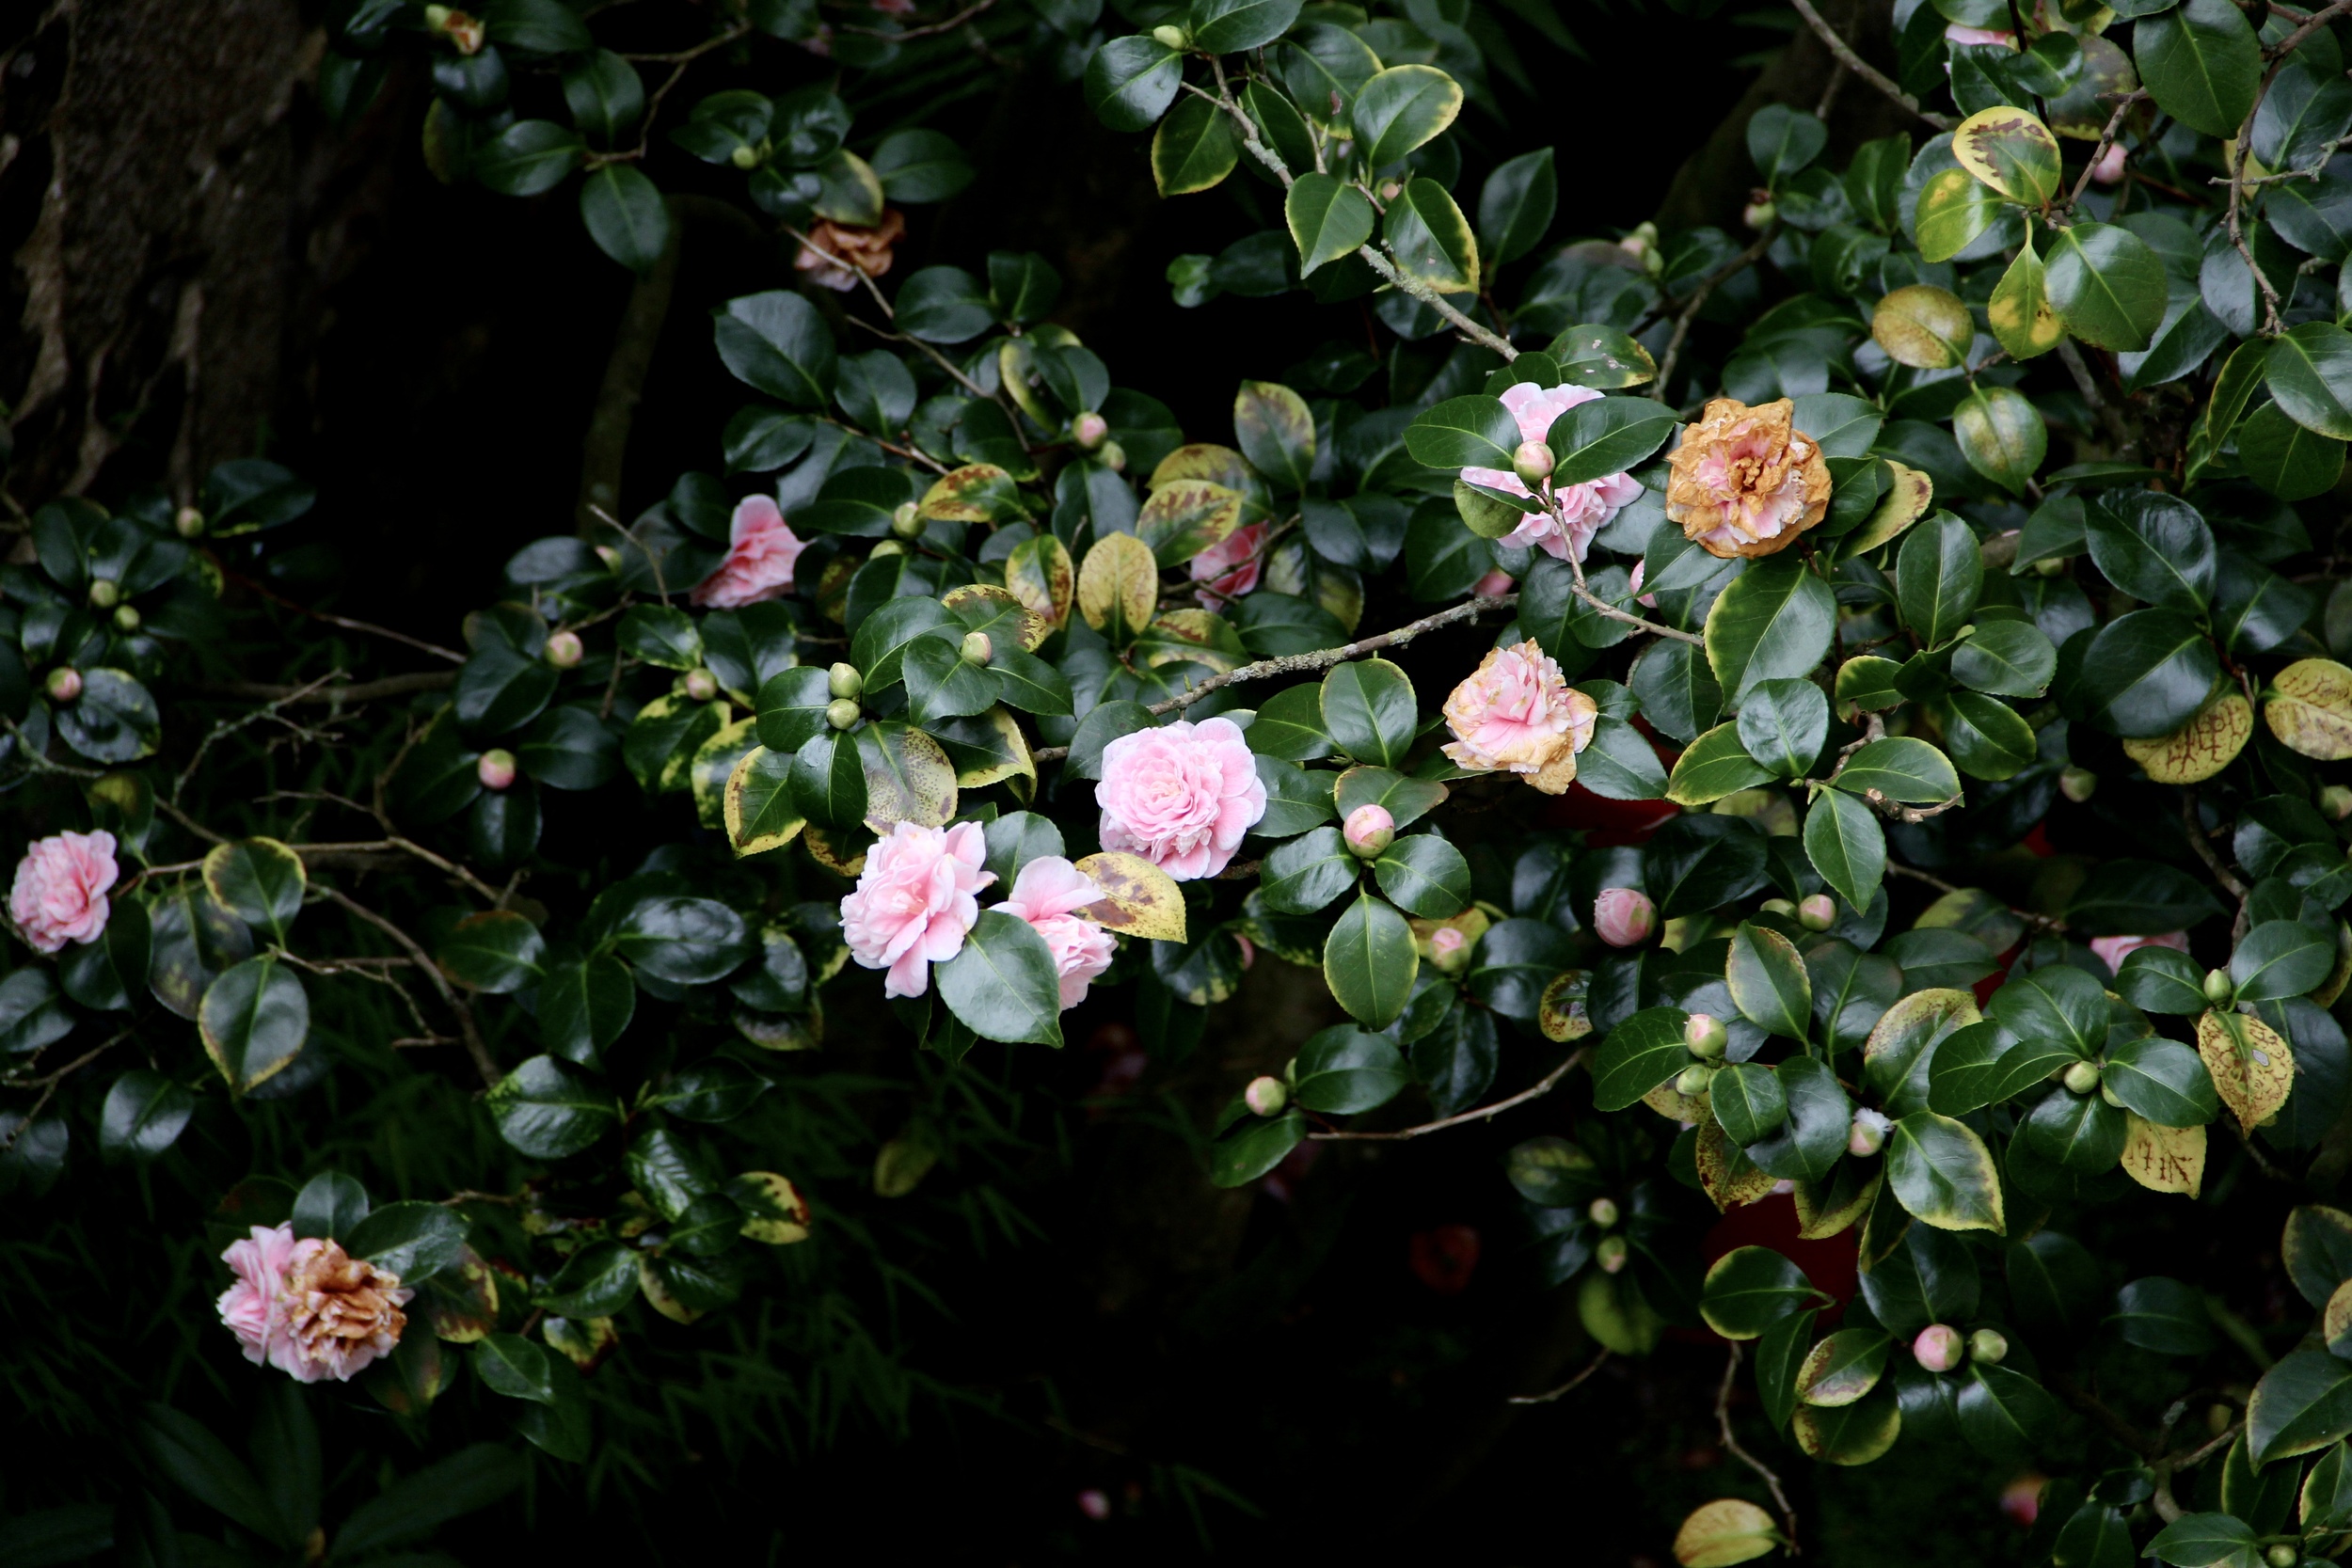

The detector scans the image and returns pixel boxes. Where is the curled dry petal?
[1663,397,1833,560]
[1439,640,1597,794]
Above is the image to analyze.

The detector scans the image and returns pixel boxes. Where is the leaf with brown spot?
[1135,478,1244,568]
[1540,969,1592,1042]
[942,583,1051,651]
[723,745,806,857]
[1673,1498,1781,1568]
[2123,691,2252,783]
[1073,849,1187,942]
[856,721,959,832]
[727,1171,813,1244]
[2325,1279,2352,1357]
[2267,658,2352,760]
[1149,441,1256,493]
[1871,285,1971,371]
[420,1245,501,1343]
[1005,532,1074,629]
[1136,609,1248,673]
[1987,231,2064,361]
[1643,1077,1708,1122]
[917,463,1025,523]
[636,1256,702,1325]
[803,825,870,879]
[1795,1164,1881,1240]
[2120,1115,2205,1198]
[2198,1007,2294,1135]
[1696,1117,1775,1212]
[1076,531,1159,642]
[1952,105,2062,203]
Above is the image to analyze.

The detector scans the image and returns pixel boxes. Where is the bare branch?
[1311,1049,1587,1143]
[1788,0,1955,131]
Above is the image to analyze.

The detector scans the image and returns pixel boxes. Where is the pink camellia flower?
[841,821,995,999]
[1095,717,1267,880]
[9,829,118,954]
[1627,559,1658,608]
[1459,383,1644,563]
[1944,23,2014,47]
[2090,930,2188,976]
[1914,1323,1964,1373]
[691,495,806,610]
[1471,568,1515,598]
[1188,520,1268,607]
[993,856,1117,1008]
[1440,640,1598,794]
[217,1223,301,1367]
[2090,143,2127,184]
[217,1222,412,1383]
[1343,803,1394,857]
[1594,887,1656,947]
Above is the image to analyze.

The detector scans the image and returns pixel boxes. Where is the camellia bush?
[26,0,2352,1559]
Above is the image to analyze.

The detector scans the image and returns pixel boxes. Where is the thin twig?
[2061,90,2151,214]
[1311,1049,1587,1143]
[1032,594,1518,763]
[1717,1343,1802,1555]
[219,571,465,664]
[320,887,500,1089]
[837,0,996,37]
[196,671,459,705]
[1788,0,1955,131]
[598,25,751,165]
[1508,1348,1611,1404]
[1652,225,1779,402]
[1565,537,1703,644]
[2182,790,2249,900]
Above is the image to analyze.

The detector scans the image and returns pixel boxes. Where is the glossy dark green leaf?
[1895,511,1982,649]
[1885,1111,2004,1232]
[1747,1053,1852,1181]
[2133,0,2263,139]
[1323,893,1418,1028]
[2250,1347,2352,1464]
[343,1200,466,1287]
[2232,917,2335,1001]
[1700,1244,1820,1338]
[937,909,1063,1045]
[2074,609,2223,739]
[2044,221,2169,351]
[1545,395,1677,486]
[1705,559,1836,702]
[1711,1061,1788,1145]
[98,1069,195,1163]
[1373,833,1470,917]
[199,956,310,1096]
[2088,491,2217,613]
[1084,36,1183,133]
[485,1055,618,1160]
[1319,657,1416,767]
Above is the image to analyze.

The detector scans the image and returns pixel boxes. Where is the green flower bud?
[683,668,720,702]
[87,578,119,610]
[44,667,81,703]
[1073,411,1109,451]
[174,505,206,538]
[1741,196,1776,230]
[477,749,516,791]
[545,630,584,669]
[1511,440,1554,488]
[890,502,923,539]
[1798,894,1836,931]
[825,698,862,731]
[2062,1061,2101,1096]
[1684,1013,1728,1059]
[1245,1075,1287,1117]
[829,661,863,700]
[1150,22,1188,48]
[2204,968,2234,1005]
[2324,784,2352,822]
[1967,1328,2009,1365]
[1587,1196,1619,1229]
[2059,766,2097,803]
[730,143,760,170]
[1675,1062,1713,1099]
[960,630,993,665]
[596,545,623,571]
[2267,1545,2299,1568]
[1596,1235,1629,1275]
[1098,439,1127,473]
[113,604,140,633]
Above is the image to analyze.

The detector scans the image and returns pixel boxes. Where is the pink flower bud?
[2090,142,2126,185]
[1914,1323,1963,1372]
[1849,1107,1891,1157]
[960,631,993,665]
[1597,1235,1629,1274]
[1233,933,1256,970]
[1593,887,1655,947]
[1343,803,1394,858]
[1431,926,1469,967]
[683,668,720,702]
[1628,559,1658,608]
[174,506,206,538]
[545,630,584,669]
[1246,1075,1287,1117]
[1512,440,1554,486]
[477,749,516,791]
[1742,194,1776,230]
[1471,568,1515,598]
[44,668,81,703]
[1799,894,1836,931]
[1077,1489,1112,1522]
[1684,1013,1727,1058]
[1073,411,1109,450]
[2324,785,2352,821]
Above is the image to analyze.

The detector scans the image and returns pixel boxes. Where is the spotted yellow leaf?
[1072,850,1187,942]
[2267,658,2352,760]
[1696,1117,1775,1212]
[1674,1498,1782,1568]
[2120,1115,2204,1198]
[1540,969,1595,1042]
[2198,1007,2294,1135]
[2122,691,2252,783]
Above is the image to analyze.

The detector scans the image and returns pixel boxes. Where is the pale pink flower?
[1189,521,1268,607]
[2090,143,2126,185]
[841,821,994,999]
[1459,383,1643,563]
[2090,931,2187,976]
[1471,568,1515,598]
[1440,640,1597,794]
[217,1223,302,1368]
[993,856,1117,1008]
[1095,717,1267,880]
[217,1223,412,1383]
[1943,23,2014,47]
[276,1237,412,1383]
[691,495,806,609]
[1594,887,1656,947]
[9,829,117,954]
[1628,559,1658,608]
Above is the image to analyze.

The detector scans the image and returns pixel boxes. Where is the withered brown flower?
[794,209,908,292]
[278,1237,412,1384]
[1663,397,1834,560]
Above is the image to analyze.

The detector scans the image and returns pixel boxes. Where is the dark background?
[0,2,2098,1562]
